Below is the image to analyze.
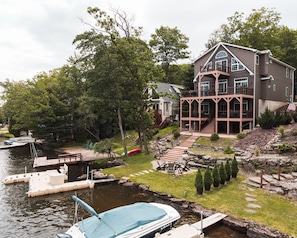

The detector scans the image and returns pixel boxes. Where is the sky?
[0,0,296,82]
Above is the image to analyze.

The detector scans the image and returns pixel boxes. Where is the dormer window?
[215,50,227,59]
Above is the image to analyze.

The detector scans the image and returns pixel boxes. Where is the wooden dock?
[33,153,83,168]
[157,212,227,238]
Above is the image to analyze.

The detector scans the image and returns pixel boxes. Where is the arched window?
[215,50,227,59]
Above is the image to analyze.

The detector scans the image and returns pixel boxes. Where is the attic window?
[215,50,227,59]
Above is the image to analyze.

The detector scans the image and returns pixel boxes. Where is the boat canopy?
[76,202,167,238]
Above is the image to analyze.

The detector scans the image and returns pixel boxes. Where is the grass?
[102,152,297,236]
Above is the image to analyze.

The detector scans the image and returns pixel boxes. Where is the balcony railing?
[182,110,253,118]
[181,87,253,97]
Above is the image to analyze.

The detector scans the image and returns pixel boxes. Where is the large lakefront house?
[180,42,296,134]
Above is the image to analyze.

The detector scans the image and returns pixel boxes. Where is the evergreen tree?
[212,165,220,188]
[204,166,213,191]
[195,169,203,195]
[225,159,231,181]
[231,157,239,178]
[219,162,227,185]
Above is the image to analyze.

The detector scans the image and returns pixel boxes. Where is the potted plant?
[212,165,220,188]
[195,169,203,195]
[225,159,231,181]
[219,162,226,185]
[204,166,213,191]
[231,156,239,178]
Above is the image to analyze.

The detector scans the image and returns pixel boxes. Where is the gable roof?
[153,82,184,102]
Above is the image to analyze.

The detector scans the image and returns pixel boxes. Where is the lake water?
[0,145,246,238]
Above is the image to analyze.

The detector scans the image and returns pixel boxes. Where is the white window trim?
[234,78,248,94]
[215,59,228,72]
[218,79,227,94]
[231,58,244,71]
[285,86,289,97]
[215,50,227,59]
[286,68,289,78]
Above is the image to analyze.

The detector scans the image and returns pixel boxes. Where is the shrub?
[225,159,231,181]
[204,166,213,191]
[172,129,180,139]
[224,145,234,154]
[255,147,260,156]
[219,162,226,185]
[257,107,275,129]
[291,130,297,136]
[292,111,297,123]
[210,132,219,141]
[278,125,284,137]
[237,132,246,139]
[277,143,293,154]
[231,156,239,178]
[212,165,220,188]
[194,169,203,195]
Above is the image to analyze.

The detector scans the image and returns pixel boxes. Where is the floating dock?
[157,212,227,238]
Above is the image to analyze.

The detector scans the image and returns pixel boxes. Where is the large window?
[216,60,228,72]
[234,100,248,111]
[218,79,227,94]
[231,58,244,71]
[234,78,248,94]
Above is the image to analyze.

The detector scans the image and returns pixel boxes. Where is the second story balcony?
[182,86,253,98]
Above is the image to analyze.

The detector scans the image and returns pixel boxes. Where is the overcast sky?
[0,0,296,82]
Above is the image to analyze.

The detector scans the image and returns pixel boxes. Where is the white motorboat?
[56,195,180,238]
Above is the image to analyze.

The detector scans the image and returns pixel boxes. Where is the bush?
[278,125,284,137]
[212,165,220,188]
[257,108,275,129]
[277,143,293,154]
[237,132,246,139]
[291,130,297,136]
[255,147,260,156]
[224,145,234,154]
[172,129,180,139]
[195,169,203,195]
[231,156,239,178]
[210,132,219,141]
[204,166,213,191]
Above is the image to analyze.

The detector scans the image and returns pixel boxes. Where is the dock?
[157,212,227,238]
[33,153,83,168]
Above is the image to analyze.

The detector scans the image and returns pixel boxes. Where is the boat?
[56,195,180,238]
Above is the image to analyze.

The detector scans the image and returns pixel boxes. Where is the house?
[180,42,296,134]
[147,82,184,127]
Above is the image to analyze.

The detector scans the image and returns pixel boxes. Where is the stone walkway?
[244,187,261,213]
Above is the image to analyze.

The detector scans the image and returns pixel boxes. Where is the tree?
[219,162,226,185]
[195,168,203,195]
[204,166,213,191]
[149,26,190,82]
[212,165,220,188]
[73,7,155,155]
[231,157,239,178]
[225,159,231,182]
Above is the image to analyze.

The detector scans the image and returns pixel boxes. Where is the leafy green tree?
[231,157,239,178]
[195,168,203,195]
[219,162,226,185]
[149,26,190,82]
[212,165,220,188]
[204,166,213,191]
[73,7,155,155]
[225,159,231,181]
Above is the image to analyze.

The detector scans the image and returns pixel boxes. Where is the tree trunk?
[142,129,149,154]
[137,128,143,151]
[117,107,127,156]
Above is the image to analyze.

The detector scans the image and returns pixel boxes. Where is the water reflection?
[0,145,247,238]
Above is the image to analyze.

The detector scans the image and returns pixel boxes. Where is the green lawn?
[102,153,297,236]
